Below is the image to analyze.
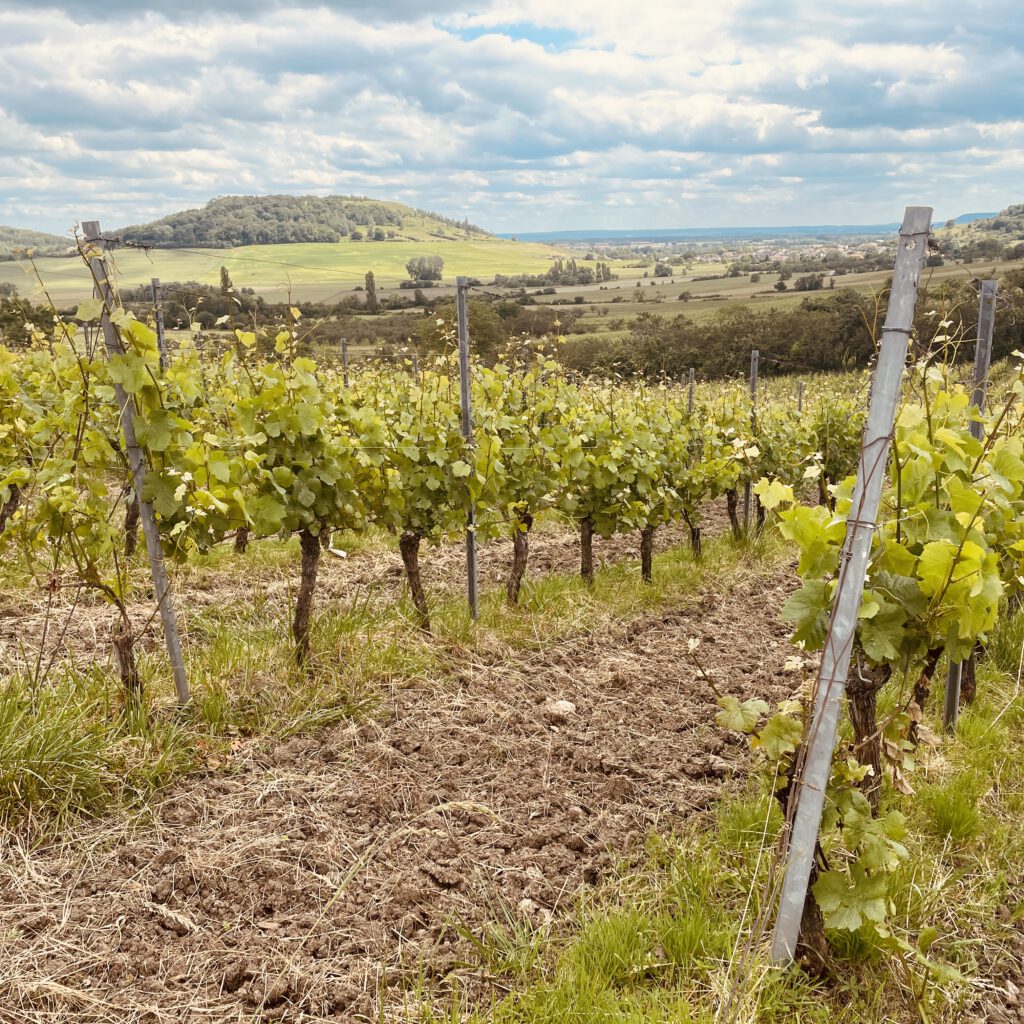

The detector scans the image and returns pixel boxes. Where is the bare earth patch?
[0,564,795,1023]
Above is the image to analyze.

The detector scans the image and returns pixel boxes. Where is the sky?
[0,0,1021,235]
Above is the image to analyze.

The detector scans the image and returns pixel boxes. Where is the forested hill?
[116,195,491,248]
[0,224,71,260]
[935,203,1024,259]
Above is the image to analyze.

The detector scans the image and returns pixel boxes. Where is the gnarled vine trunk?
[234,526,250,554]
[400,530,430,630]
[798,858,831,974]
[847,661,890,815]
[124,492,140,559]
[580,515,595,586]
[640,525,656,583]
[960,649,978,706]
[754,494,766,534]
[112,617,142,702]
[0,484,21,534]
[725,488,742,540]
[817,474,835,510]
[507,512,533,605]
[909,647,943,745]
[682,510,701,558]
[775,770,830,971]
[292,527,322,667]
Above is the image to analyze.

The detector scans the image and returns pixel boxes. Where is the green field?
[0,235,581,305]
[3,229,1012,321]
[546,257,1018,326]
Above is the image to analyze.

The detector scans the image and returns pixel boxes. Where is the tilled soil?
[0,564,796,1024]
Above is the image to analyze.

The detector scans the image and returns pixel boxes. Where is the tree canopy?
[406,255,445,281]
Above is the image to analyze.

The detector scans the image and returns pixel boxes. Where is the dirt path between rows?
[0,558,796,1024]
[0,500,732,675]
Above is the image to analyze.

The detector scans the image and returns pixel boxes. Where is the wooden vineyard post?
[341,336,349,387]
[943,278,998,732]
[688,367,695,415]
[770,206,932,962]
[743,349,759,532]
[82,222,190,706]
[151,277,167,371]
[456,276,479,620]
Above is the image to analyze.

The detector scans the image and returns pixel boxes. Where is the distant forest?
[0,224,70,260]
[116,195,488,248]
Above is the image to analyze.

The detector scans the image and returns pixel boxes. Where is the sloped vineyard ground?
[0,503,729,673]
[0,540,793,1023]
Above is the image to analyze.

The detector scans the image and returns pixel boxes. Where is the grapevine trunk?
[817,474,835,510]
[234,526,250,554]
[960,648,977,706]
[776,770,829,969]
[799,857,831,974]
[0,484,21,533]
[124,493,139,559]
[682,510,701,558]
[507,512,533,605]
[292,527,322,667]
[640,525,656,583]
[847,662,890,814]
[725,488,742,540]
[580,515,595,585]
[112,617,141,701]
[399,531,430,630]
[909,647,943,744]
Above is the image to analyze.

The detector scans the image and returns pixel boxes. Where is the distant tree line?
[493,258,615,289]
[0,226,70,261]
[726,251,895,278]
[409,209,487,235]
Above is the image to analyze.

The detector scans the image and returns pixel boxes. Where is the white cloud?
[0,0,1020,231]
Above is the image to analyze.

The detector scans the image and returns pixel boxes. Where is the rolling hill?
[934,203,1024,258]
[116,195,490,249]
[0,224,73,260]
[0,193,567,304]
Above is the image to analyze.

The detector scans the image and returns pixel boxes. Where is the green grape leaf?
[812,865,887,932]
[250,494,286,534]
[107,352,150,394]
[754,712,803,760]
[781,580,833,649]
[752,477,793,510]
[716,696,769,733]
[75,299,104,321]
[137,410,173,453]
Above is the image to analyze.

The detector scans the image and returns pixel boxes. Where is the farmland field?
[5,232,1013,335]
[547,256,1020,323]
[0,235,582,305]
